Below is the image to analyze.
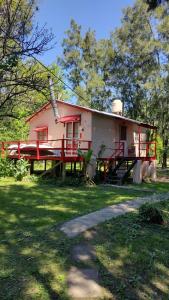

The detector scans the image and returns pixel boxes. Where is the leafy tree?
[109,0,159,121]
[109,0,169,167]
[0,61,68,141]
[58,19,114,110]
[0,0,68,140]
[0,0,54,119]
[58,1,169,167]
[146,0,169,10]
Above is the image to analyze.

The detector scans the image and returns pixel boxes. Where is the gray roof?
[27,99,157,129]
[57,100,157,129]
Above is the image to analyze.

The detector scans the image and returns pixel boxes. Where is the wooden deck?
[0,139,92,162]
[0,139,156,162]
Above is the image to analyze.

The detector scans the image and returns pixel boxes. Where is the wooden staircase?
[105,158,137,185]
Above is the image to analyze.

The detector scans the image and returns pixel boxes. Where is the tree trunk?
[162,138,168,168]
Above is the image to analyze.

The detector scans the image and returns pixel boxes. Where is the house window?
[66,122,79,140]
[35,127,48,141]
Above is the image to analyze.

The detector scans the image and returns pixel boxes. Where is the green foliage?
[14,159,30,181]
[0,117,29,141]
[156,135,164,163]
[146,0,168,11]
[0,158,29,181]
[77,148,93,163]
[58,1,169,166]
[77,148,93,179]
[138,202,164,224]
[58,19,114,110]
[0,177,153,299]
[0,61,68,141]
[0,158,15,177]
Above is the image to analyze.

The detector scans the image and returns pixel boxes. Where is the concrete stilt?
[149,160,157,181]
[133,160,142,184]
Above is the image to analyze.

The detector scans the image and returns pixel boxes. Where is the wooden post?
[18,141,21,159]
[30,160,34,175]
[88,141,92,150]
[61,139,65,160]
[74,162,76,173]
[154,129,157,159]
[44,160,47,171]
[37,140,40,160]
[62,162,66,181]
[146,142,149,158]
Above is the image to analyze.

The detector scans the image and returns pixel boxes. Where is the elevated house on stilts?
[0,99,157,184]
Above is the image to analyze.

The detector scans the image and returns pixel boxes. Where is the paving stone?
[83,229,97,240]
[60,192,169,238]
[67,266,104,299]
[72,244,96,262]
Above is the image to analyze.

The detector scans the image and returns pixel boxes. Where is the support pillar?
[133,160,143,184]
[149,160,157,181]
[62,162,66,181]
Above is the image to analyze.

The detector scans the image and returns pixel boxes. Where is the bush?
[0,158,15,177]
[14,159,30,181]
[139,203,164,225]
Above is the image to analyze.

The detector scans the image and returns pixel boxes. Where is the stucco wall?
[91,113,117,157]
[91,113,147,158]
[28,102,148,157]
[28,102,92,148]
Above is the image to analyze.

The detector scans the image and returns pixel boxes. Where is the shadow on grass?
[0,179,168,299]
[0,180,150,300]
[86,205,169,300]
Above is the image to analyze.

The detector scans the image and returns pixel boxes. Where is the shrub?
[0,158,15,177]
[14,159,30,181]
[138,203,164,225]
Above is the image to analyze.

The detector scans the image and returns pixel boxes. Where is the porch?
[0,138,156,162]
[0,138,157,183]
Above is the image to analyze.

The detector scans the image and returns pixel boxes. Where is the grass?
[129,181,169,193]
[157,167,169,179]
[0,177,149,300]
[77,201,169,300]
[0,177,169,299]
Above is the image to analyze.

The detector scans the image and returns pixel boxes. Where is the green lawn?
[85,200,169,300]
[0,178,169,299]
[130,181,169,193]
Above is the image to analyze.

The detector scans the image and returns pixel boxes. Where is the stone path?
[61,192,169,238]
[68,244,110,299]
[68,267,103,299]
[71,243,96,262]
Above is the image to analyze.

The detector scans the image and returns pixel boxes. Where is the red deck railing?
[0,139,92,161]
[131,141,156,159]
[110,142,125,158]
[98,140,156,161]
[0,139,156,161]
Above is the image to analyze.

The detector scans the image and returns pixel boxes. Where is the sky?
[35,0,135,65]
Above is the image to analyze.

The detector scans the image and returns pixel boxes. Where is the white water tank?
[112,99,123,115]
